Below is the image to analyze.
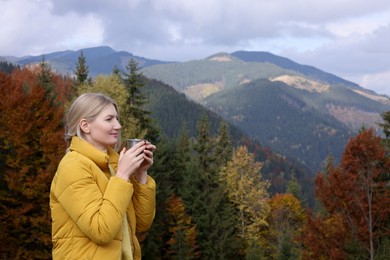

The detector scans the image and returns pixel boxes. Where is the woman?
[50,93,156,260]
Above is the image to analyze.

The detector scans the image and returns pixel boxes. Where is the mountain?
[230,51,361,88]
[141,52,390,173]
[2,46,171,77]
[142,77,315,203]
[3,47,389,174]
[1,48,315,202]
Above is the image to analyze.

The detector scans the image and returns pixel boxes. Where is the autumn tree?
[263,193,306,259]
[220,145,270,257]
[302,128,390,259]
[0,68,72,258]
[165,194,199,259]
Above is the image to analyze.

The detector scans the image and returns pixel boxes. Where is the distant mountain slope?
[204,78,353,171]
[4,46,171,77]
[141,52,297,94]
[3,47,389,174]
[142,77,315,202]
[231,51,360,88]
[141,52,390,173]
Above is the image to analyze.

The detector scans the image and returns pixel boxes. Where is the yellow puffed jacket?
[50,137,156,260]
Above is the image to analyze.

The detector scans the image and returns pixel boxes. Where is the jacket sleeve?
[53,160,133,245]
[131,175,156,232]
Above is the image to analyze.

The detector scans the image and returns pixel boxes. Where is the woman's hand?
[135,141,156,184]
[115,141,147,181]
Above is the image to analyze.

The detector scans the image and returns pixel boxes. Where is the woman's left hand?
[135,141,156,184]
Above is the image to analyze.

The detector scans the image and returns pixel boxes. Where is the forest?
[0,56,389,259]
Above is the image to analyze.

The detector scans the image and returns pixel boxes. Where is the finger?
[143,149,153,158]
[146,144,156,152]
[119,147,126,158]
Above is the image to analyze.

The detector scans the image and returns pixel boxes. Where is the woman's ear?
[79,119,90,134]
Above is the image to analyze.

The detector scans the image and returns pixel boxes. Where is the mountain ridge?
[2,46,389,174]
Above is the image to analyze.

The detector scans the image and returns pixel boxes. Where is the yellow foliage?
[220,146,270,245]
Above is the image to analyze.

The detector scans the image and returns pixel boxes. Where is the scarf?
[108,163,133,260]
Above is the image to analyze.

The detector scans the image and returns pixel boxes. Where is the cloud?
[0,0,104,56]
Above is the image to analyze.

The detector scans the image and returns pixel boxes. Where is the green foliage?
[378,111,390,152]
[0,60,19,74]
[120,59,159,142]
[74,51,89,86]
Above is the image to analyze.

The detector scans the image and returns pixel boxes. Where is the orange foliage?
[0,68,73,258]
[165,194,200,258]
[301,129,390,259]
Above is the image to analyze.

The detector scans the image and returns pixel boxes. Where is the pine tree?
[74,51,89,87]
[378,111,390,152]
[38,56,53,87]
[214,121,233,169]
[121,59,158,142]
[182,115,241,259]
[0,60,19,74]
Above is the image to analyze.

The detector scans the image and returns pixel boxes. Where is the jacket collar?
[69,136,119,171]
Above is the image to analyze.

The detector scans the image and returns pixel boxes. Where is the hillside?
[3,46,171,77]
[142,77,315,202]
[141,52,390,173]
[4,46,389,175]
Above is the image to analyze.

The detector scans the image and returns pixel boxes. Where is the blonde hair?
[64,93,120,149]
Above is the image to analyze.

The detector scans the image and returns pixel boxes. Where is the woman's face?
[82,104,122,150]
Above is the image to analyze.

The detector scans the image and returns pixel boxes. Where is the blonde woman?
[50,93,156,259]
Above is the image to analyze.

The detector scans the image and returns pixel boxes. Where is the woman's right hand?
[115,141,146,181]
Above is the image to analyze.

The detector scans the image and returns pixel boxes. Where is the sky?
[1,0,390,96]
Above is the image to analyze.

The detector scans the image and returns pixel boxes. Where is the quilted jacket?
[50,137,156,259]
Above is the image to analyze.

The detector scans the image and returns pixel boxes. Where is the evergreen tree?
[74,51,89,87]
[214,121,233,169]
[378,111,390,152]
[121,59,158,142]
[38,56,53,87]
[183,115,241,259]
[0,60,19,74]
[286,171,303,202]
[141,137,176,258]
[112,65,120,76]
